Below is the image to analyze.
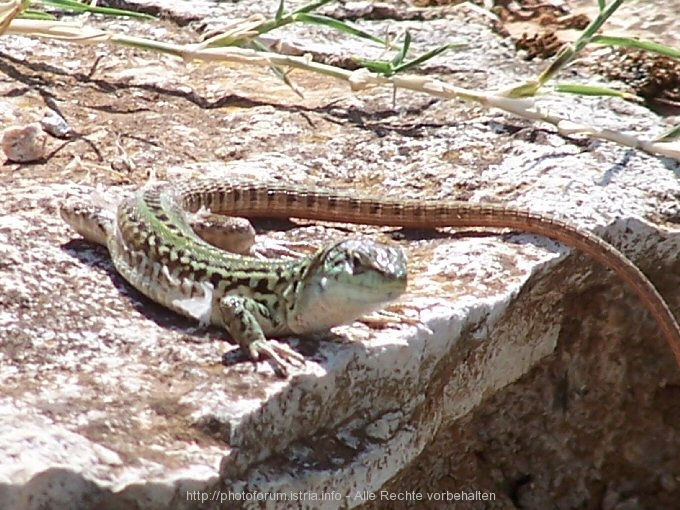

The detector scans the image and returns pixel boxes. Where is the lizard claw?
[250,339,306,378]
[359,304,430,333]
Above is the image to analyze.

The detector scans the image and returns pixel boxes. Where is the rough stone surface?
[1,2,679,509]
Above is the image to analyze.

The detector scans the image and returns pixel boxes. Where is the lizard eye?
[349,253,367,274]
[331,256,348,270]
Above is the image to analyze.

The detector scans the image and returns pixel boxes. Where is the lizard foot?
[249,338,306,378]
[359,304,430,333]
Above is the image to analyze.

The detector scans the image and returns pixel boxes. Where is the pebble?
[1,123,47,162]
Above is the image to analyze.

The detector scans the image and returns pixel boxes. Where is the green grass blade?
[294,13,386,46]
[655,124,680,142]
[391,30,411,67]
[254,0,333,36]
[250,38,303,97]
[18,8,54,19]
[592,35,680,59]
[290,0,335,15]
[275,0,285,21]
[354,39,464,77]
[555,82,638,100]
[351,56,395,75]
[392,41,465,74]
[573,0,624,52]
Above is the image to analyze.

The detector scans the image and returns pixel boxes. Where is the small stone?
[2,123,47,162]
[41,110,73,139]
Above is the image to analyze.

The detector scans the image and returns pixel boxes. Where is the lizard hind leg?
[185,207,256,255]
[59,202,115,246]
[186,207,313,260]
[60,186,119,246]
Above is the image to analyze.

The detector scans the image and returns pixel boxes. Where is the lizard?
[60,179,680,377]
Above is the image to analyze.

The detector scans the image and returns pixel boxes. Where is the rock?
[2,123,47,163]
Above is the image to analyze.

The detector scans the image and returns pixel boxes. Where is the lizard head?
[288,239,407,334]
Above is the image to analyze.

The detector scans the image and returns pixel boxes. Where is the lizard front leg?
[218,295,306,377]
